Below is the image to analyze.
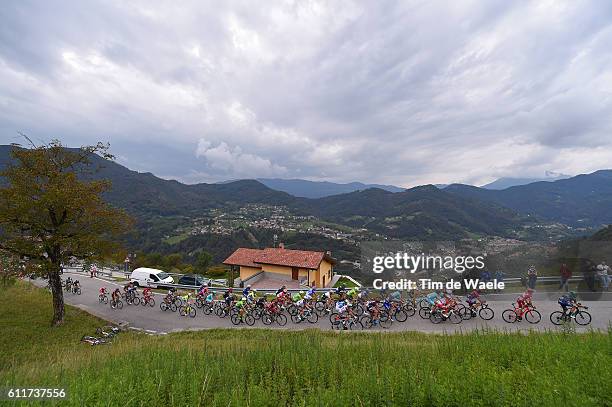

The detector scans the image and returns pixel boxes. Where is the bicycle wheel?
[575,311,591,326]
[349,320,363,330]
[361,315,373,329]
[203,305,212,315]
[148,298,155,307]
[525,309,541,324]
[116,300,123,309]
[133,297,140,306]
[549,311,564,325]
[160,302,168,312]
[404,305,416,318]
[215,305,225,317]
[75,287,82,295]
[189,308,196,318]
[230,314,241,325]
[287,304,298,316]
[449,312,462,324]
[354,304,364,316]
[195,299,203,309]
[455,304,467,319]
[394,309,408,322]
[429,311,443,324]
[170,303,177,312]
[460,307,473,320]
[479,307,494,321]
[307,311,319,324]
[329,312,339,324]
[245,314,255,326]
[276,313,288,327]
[262,312,273,325]
[380,316,392,329]
[502,309,517,323]
[252,308,263,320]
[418,307,431,319]
[418,299,429,309]
[331,319,343,330]
[314,301,326,313]
[291,314,302,324]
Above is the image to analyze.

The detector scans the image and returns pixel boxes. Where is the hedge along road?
[32,273,612,335]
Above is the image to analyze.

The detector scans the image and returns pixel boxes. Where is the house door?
[291,267,299,280]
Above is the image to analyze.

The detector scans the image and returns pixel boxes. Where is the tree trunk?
[48,268,65,326]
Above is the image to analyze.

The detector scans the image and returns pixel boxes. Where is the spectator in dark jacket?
[559,263,572,292]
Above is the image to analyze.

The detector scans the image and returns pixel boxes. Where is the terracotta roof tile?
[223,247,336,269]
[222,248,263,268]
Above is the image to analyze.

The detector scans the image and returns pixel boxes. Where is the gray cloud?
[1,0,612,187]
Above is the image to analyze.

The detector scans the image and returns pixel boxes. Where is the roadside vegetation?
[1,282,610,406]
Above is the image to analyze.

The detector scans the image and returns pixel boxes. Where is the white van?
[130,267,174,288]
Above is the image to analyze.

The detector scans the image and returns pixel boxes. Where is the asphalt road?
[33,273,612,335]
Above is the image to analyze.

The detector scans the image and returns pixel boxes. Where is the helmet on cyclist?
[299,291,305,295]
[228,288,233,293]
[247,284,251,288]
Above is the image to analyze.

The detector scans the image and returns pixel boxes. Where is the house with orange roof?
[223,244,336,288]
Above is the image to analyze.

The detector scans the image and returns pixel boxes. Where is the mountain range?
[255,178,404,198]
[1,145,611,240]
[480,172,571,190]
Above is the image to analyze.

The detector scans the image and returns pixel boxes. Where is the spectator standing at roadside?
[582,261,597,292]
[494,270,504,293]
[597,262,610,291]
[480,270,491,293]
[559,263,572,292]
[90,264,97,278]
[527,265,538,290]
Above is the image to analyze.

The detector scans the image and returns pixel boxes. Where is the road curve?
[32,273,612,335]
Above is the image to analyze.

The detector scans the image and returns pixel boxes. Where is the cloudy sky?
[1,0,612,187]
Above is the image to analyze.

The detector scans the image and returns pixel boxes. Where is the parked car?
[130,267,174,288]
[178,274,208,287]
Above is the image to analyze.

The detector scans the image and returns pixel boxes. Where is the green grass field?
[1,282,611,406]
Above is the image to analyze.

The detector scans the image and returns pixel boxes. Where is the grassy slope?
[1,282,611,406]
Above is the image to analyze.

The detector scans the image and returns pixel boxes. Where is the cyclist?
[142,287,152,300]
[516,288,534,311]
[65,276,73,290]
[99,286,107,301]
[246,288,257,303]
[347,286,359,300]
[304,285,316,301]
[275,285,286,296]
[426,290,441,307]
[335,299,349,314]
[72,279,81,292]
[466,289,482,315]
[292,291,303,303]
[558,291,577,317]
[111,288,121,303]
[242,284,252,298]
[205,290,214,305]
[223,288,235,306]
[198,283,209,297]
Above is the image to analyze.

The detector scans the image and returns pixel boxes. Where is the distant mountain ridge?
[255,178,404,198]
[481,172,571,190]
[446,170,612,227]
